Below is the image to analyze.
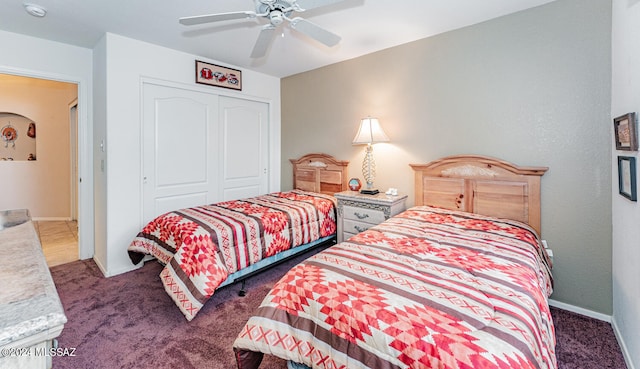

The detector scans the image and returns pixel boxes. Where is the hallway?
[35,220,79,267]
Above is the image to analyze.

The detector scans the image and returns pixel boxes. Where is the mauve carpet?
[50,249,627,369]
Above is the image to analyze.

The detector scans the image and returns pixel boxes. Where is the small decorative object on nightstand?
[335,190,407,243]
[348,178,362,191]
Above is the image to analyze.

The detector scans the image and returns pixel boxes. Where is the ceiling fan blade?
[250,25,277,58]
[294,0,347,11]
[290,17,340,47]
[179,11,256,26]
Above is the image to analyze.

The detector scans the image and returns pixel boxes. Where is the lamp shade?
[352,117,390,145]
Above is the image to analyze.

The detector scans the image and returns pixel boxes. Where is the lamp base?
[360,188,380,195]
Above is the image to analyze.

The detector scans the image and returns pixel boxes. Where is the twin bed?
[128,153,555,369]
[128,153,349,321]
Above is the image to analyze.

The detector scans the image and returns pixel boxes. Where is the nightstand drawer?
[334,191,407,243]
[342,205,386,225]
[342,231,358,240]
[343,219,375,235]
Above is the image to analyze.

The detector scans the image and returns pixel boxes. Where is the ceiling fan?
[179,0,346,58]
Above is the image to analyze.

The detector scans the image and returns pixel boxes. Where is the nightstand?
[334,191,408,243]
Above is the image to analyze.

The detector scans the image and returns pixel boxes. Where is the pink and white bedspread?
[233,206,556,369]
[128,190,337,321]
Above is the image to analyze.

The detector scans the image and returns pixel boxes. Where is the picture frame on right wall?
[618,156,637,201]
[613,112,638,151]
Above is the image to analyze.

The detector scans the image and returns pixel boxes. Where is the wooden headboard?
[410,155,548,234]
[290,153,349,196]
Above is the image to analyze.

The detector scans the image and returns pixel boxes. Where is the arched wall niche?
[0,112,36,161]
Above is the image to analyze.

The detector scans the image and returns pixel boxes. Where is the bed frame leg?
[238,280,247,297]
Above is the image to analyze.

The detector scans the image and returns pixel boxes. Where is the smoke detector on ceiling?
[23,3,47,18]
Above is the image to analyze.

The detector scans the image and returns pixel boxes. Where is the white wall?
[94,33,281,277]
[0,29,94,259]
[611,1,640,368]
[93,36,108,269]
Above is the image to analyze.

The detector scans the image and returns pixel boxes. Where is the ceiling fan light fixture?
[269,10,284,25]
[24,3,47,18]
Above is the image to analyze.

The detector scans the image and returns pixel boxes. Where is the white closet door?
[142,82,218,223]
[219,96,269,200]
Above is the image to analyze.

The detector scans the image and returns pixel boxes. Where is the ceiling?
[1,0,556,78]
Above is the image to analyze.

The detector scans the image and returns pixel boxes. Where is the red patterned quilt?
[233,206,556,369]
[128,190,337,321]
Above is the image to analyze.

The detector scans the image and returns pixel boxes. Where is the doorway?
[0,73,83,265]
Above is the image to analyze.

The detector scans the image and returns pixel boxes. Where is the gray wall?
[282,0,613,314]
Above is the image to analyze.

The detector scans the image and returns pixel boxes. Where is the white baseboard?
[548,299,611,322]
[611,317,637,369]
[549,299,636,369]
[92,257,108,277]
[32,217,73,222]
[97,259,144,278]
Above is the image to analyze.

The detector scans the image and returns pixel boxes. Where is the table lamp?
[352,117,389,195]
